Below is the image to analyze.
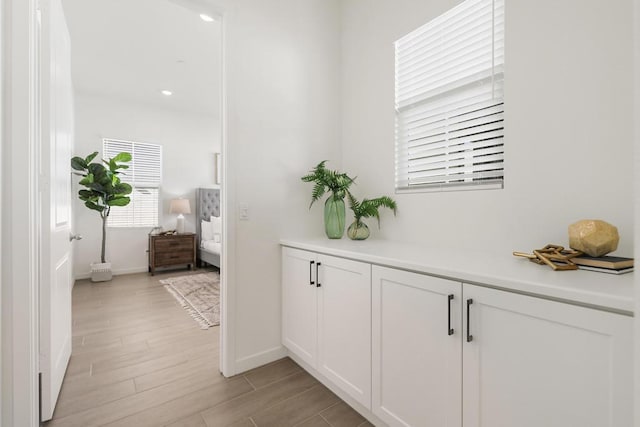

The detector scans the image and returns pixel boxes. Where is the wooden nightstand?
[148,233,196,275]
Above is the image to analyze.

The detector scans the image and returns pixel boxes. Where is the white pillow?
[213,233,221,243]
[210,216,222,234]
[201,220,214,241]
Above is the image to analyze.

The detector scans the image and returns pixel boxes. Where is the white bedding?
[201,240,221,255]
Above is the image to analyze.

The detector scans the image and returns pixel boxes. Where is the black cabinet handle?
[466,298,474,342]
[309,261,315,285]
[316,262,322,287]
[447,294,454,336]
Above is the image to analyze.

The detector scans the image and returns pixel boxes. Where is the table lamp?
[169,198,191,234]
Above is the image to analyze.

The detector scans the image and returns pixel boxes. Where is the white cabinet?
[282,245,633,427]
[370,267,632,427]
[282,247,317,367]
[317,254,371,408]
[462,284,633,427]
[372,266,462,427]
[282,247,372,409]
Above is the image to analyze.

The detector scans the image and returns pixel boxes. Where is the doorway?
[1,0,233,423]
[41,0,228,421]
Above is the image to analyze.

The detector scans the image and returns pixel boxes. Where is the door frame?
[1,0,41,426]
[0,0,237,425]
[634,0,640,425]
[208,2,238,378]
[174,0,238,378]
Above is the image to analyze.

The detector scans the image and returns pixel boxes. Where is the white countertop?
[280,238,635,314]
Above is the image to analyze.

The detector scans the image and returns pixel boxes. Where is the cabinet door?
[372,266,462,427]
[282,247,318,367]
[317,254,372,409]
[462,284,633,427]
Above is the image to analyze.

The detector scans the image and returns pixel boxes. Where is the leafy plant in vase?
[346,193,397,240]
[71,151,132,282]
[301,161,355,239]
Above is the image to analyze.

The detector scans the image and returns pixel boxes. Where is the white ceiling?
[61,0,221,115]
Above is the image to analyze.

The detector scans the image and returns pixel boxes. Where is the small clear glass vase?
[347,220,370,240]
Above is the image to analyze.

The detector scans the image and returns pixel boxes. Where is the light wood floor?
[45,269,371,427]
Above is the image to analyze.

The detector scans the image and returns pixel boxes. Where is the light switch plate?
[239,204,249,221]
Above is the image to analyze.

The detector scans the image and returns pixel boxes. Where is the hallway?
[46,271,371,427]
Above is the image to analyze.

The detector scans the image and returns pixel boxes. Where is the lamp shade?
[169,198,191,215]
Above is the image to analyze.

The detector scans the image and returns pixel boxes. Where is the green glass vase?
[324,196,345,239]
[347,220,370,240]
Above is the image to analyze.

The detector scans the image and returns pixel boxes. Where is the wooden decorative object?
[513,244,582,271]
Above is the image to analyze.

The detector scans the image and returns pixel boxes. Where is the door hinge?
[38,372,43,423]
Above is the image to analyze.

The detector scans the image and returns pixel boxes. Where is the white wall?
[220,0,343,371]
[340,0,634,256]
[72,93,220,278]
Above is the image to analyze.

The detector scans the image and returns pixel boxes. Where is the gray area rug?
[160,272,220,329]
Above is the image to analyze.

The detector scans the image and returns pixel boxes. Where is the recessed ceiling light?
[161,90,173,96]
[199,13,214,22]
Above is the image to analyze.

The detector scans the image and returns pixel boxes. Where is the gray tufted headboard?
[195,188,221,268]
[195,188,220,246]
[197,188,220,219]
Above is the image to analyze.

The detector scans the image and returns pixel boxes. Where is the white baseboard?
[287,350,387,427]
[74,266,149,281]
[234,345,288,374]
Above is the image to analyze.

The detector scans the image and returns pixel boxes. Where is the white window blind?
[103,139,162,228]
[395,0,505,192]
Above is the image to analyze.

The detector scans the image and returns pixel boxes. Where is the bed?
[195,188,221,269]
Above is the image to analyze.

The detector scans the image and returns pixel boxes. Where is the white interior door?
[39,0,74,421]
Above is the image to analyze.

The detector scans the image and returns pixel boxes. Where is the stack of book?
[572,256,634,275]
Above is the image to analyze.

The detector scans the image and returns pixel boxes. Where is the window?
[103,139,162,228]
[395,0,505,192]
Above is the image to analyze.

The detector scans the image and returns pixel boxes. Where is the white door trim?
[634,0,640,425]
[217,5,237,377]
[167,0,237,377]
[207,1,240,378]
[1,0,41,426]
[0,0,4,423]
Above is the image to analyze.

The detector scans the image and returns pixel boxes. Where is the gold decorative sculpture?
[568,219,619,257]
[513,244,582,271]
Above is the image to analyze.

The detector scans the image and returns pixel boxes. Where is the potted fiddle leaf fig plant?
[71,151,132,282]
[301,160,355,239]
[346,193,397,240]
